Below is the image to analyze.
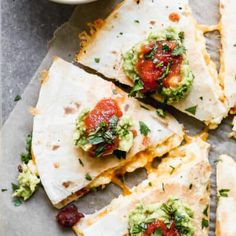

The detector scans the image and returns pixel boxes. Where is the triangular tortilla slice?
[219,0,236,137]
[32,57,183,208]
[74,137,211,236]
[76,0,227,128]
[216,155,236,236]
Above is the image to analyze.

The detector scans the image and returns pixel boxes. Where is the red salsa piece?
[144,220,180,236]
[84,98,123,156]
[136,40,183,92]
[56,204,84,227]
[85,98,122,132]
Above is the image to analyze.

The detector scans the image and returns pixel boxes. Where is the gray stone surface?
[2,0,75,123]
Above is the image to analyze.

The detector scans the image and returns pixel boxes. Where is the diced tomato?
[136,40,183,92]
[144,220,180,236]
[84,98,122,132]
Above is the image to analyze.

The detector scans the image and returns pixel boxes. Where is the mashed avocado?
[13,161,40,201]
[74,109,133,155]
[122,27,194,104]
[128,198,195,236]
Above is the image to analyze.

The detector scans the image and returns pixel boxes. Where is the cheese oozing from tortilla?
[73,137,211,236]
[216,155,236,236]
[32,57,183,208]
[76,0,227,128]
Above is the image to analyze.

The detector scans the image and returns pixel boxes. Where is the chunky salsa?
[144,220,180,236]
[136,40,183,93]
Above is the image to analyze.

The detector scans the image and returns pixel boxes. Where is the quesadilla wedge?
[76,0,227,128]
[219,0,236,137]
[73,137,211,236]
[32,57,183,208]
[216,154,236,236]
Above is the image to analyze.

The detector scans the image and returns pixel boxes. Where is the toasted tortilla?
[32,57,183,208]
[76,0,227,128]
[74,137,211,236]
[216,154,236,236]
[219,0,236,137]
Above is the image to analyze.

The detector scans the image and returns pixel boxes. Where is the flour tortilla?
[32,57,183,208]
[216,155,236,236]
[76,0,227,128]
[74,137,211,236]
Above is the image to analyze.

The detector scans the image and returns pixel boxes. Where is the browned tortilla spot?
[64,107,76,115]
[52,145,60,151]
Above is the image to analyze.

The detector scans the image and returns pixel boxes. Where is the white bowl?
[50,0,97,4]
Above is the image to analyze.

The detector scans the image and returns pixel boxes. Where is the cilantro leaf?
[172,46,186,56]
[11,183,19,191]
[151,228,162,236]
[201,218,209,229]
[113,150,126,159]
[156,108,166,118]
[203,204,209,217]
[1,188,8,192]
[20,134,32,164]
[14,95,22,102]
[129,79,144,97]
[139,121,151,136]
[178,31,185,42]
[14,198,23,207]
[185,105,197,115]
[94,58,100,63]
[85,173,92,181]
[162,44,170,51]
[219,189,230,197]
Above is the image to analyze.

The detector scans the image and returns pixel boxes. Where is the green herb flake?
[203,204,209,217]
[79,158,84,167]
[85,173,92,181]
[14,95,22,102]
[185,105,197,115]
[201,218,209,229]
[172,46,186,56]
[20,134,32,164]
[233,43,236,47]
[162,44,170,51]
[199,96,203,100]
[1,188,8,192]
[139,121,151,136]
[169,165,175,175]
[119,32,123,35]
[14,198,23,207]
[156,108,166,118]
[219,189,230,197]
[113,150,126,159]
[178,31,185,42]
[129,79,144,97]
[214,158,222,164]
[151,228,162,236]
[11,183,19,191]
[94,58,100,63]
[162,182,165,192]
[134,20,140,23]
[148,182,152,187]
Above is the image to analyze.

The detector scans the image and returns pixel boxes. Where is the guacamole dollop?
[13,161,40,201]
[74,108,134,156]
[122,27,194,104]
[128,198,195,236]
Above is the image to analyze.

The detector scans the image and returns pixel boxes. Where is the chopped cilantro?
[129,79,144,97]
[166,33,174,40]
[139,121,151,136]
[144,43,158,60]
[14,198,23,207]
[162,44,170,51]
[156,108,166,118]
[185,105,197,115]
[199,96,203,100]
[94,58,100,63]
[178,31,185,42]
[14,95,22,102]
[214,158,222,164]
[79,158,84,167]
[203,204,209,217]
[119,32,123,35]
[151,228,162,236]
[1,188,7,192]
[134,20,140,23]
[132,222,147,234]
[219,189,230,197]
[156,61,164,67]
[169,165,175,174]
[172,46,186,56]
[162,182,165,192]
[11,183,19,191]
[201,218,209,229]
[85,173,92,181]
[233,43,236,47]
[113,150,126,159]
[20,134,32,164]
[148,182,152,186]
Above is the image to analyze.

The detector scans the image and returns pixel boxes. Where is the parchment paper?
[0,0,235,235]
